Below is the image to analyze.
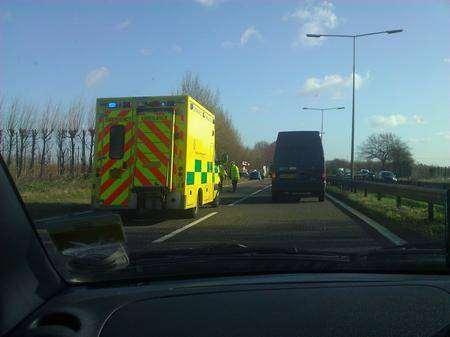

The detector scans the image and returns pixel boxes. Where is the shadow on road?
[221,193,321,205]
[122,209,194,226]
[27,202,91,221]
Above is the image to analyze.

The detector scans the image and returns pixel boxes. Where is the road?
[119,179,391,253]
[36,179,394,262]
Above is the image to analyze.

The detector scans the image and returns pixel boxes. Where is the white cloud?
[369,114,407,129]
[412,114,425,124]
[437,131,450,141]
[444,58,450,63]
[172,44,183,54]
[221,26,262,48]
[240,26,262,45]
[116,18,131,30]
[284,1,339,47]
[299,72,369,98]
[140,48,152,56]
[221,41,235,49]
[85,66,110,88]
[195,0,218,6]
[1,10,12,22]
[250,106,261,113]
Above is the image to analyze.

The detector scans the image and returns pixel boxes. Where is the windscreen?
[2,0,448,284]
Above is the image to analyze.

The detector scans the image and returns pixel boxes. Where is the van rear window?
[274,145,323,166]
[109,125,125,159]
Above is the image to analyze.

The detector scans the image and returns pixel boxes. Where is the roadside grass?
[419,178,450,183]
[326,185,445,242]
[16,177,92,220]
[398,177,450,189]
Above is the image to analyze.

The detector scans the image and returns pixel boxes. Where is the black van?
[271,131,325,202]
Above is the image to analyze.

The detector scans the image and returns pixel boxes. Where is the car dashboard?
[10,273,450,337]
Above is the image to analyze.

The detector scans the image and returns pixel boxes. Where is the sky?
[1,0,449,165]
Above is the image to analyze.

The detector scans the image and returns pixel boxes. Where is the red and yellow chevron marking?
[134,139,167,187]
[98,121,134,206]
[136,128,169,165]
[104,109,131,118]
[142,119,170,148]
[133,118,174,187]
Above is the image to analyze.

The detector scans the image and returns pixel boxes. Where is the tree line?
[5,72,440,182]
[326,132,449,179]
[0,72,275,180]
[0,96,96,179]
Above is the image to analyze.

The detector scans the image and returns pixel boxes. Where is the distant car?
[249,170,262,180]
[357,169,375,181]
[378,170,398,183]
[336,168,351,179]
[240,171,249,179]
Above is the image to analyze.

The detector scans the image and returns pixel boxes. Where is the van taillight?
[271,172,276,179]
[321,173,326,181]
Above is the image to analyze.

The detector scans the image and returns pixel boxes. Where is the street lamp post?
[302,107,345,138]
[306,29,402,179]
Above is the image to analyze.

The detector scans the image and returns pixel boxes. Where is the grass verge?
[326,185,445,242]
[16,177,91,220]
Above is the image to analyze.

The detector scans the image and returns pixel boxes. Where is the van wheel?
[271,192,279,202]
[318,192,325,202]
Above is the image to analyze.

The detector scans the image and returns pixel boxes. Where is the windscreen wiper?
[368,241,446,253]
[131,243,353,262]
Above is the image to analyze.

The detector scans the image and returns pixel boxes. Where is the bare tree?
[29,129,38,172]
[0,94,4,156]
[87,104,96,173]
[67,98,83,177]
[79,129,87,174]
[28,110,39,173]
[6,97,20,166]
[39,100,58,177]
[78,103,93,175]
[16,103,34,177]
[55,112,67,176]
[177,71,221,111]
[177,72,246,163]
[359,132,412,172]
[15,132,19,175]
[359,133,394,169]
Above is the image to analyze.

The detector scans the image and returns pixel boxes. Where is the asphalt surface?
[36,179,395,265]
[119,179,390,253]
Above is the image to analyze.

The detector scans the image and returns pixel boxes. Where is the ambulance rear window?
[109,125,125,159]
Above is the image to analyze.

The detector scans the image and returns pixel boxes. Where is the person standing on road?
[230,162,240,192]
[218,164,228,192]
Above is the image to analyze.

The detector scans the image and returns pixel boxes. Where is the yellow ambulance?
[92,95,220,218]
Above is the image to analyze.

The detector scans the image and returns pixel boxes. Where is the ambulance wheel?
[212,192,220,207]
[187,203,198,218]
[187,192,201,218]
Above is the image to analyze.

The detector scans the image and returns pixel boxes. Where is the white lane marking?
[35,210,94,223]
[326,193,407,246]
[152,212,218,243]
[227,184,271,207]
[222,179,256,188]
